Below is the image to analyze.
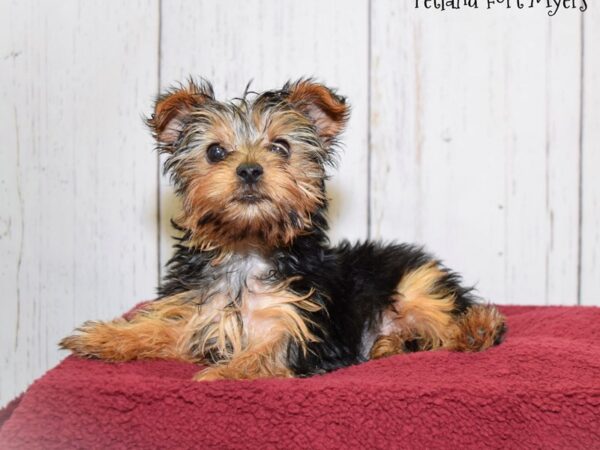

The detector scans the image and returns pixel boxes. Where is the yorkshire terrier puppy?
[61,79,506,380]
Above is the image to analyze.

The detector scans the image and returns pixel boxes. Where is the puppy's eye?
[270,139,290,157]
[206,144,227,163]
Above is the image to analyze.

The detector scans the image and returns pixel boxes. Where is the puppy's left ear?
[285,79,349,144]
[147,79,214,150]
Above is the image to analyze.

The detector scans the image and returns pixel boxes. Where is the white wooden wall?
[1,0,598,406]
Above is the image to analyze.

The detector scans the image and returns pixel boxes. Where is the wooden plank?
[159,0,369,271]
[581,12,600,306]
[370,4,581,305]
[0,0,159,406]
[543,16,584,305]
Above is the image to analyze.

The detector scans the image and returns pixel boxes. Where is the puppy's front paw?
[60,321,106,358]
[59,320,132,361]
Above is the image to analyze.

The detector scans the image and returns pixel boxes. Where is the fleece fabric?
[1,306,599,449]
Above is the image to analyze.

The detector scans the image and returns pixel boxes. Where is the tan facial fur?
[150,79,348,252]
[171,109,326,250]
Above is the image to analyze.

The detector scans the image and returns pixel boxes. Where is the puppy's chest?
[187,252,317,361]
[200,253,286,337]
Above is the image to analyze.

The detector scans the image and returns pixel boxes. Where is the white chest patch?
[185,250,318,360]
[202,251,274,302]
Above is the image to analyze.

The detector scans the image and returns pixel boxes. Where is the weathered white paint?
[158,0,370,270]
[1,1,598,408]
[0,0,159,406]
[581,12,600,305]
[370,3,582,306]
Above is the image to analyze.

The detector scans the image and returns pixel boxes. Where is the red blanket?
[1,306,599,449]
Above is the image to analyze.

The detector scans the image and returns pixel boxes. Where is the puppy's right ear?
[147,79,214,149]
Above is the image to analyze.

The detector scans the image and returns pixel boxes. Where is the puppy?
[61,79,506,380]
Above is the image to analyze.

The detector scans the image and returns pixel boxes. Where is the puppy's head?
[148,78,349,250]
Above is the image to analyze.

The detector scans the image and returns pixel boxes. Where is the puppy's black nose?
[236,163,264,184]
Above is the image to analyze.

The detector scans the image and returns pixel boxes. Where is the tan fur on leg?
[370,333,408,359]
[59,294,200,362]
[372,261,506,358]
[377,261,459,352]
